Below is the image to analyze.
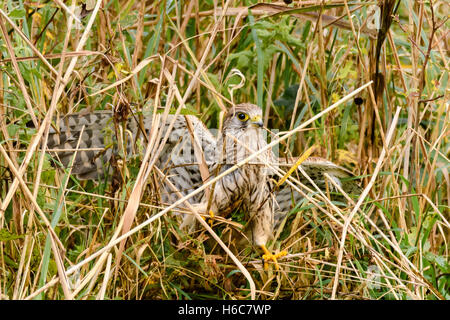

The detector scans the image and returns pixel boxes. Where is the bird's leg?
[260,245,287,270]
[180,202,205,231]
[204,209,215,227]
[180,202,216,230]
[197,202,216,227]
[196,204,215,226]
[253,199,287,270]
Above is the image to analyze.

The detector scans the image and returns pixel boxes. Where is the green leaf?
[0,229,25,241]
[425,252,449,273]
[9,8,26,19]
[156,106,199,116]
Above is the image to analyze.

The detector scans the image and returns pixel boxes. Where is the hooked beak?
[250,115,263,128]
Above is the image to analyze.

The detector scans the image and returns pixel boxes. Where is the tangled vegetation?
[0,0,448,299]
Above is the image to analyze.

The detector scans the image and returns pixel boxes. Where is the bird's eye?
[236,112,249,122]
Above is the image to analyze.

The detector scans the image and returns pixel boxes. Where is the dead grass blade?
[331,107,401,299]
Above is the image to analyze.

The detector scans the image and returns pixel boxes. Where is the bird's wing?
[45,112,360,219]
[155,114,217,205]
[46,111,116,179]
[45,111,218,203]
[274,156,361,218]
[299,157,361,194]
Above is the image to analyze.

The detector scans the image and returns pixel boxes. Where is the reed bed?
[0,0,448,300]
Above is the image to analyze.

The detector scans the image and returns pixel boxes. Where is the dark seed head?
[354,97,364,106]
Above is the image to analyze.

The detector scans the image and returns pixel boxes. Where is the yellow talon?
[261,245,287,270]
[206,210,215,227]
[201,210,215,227]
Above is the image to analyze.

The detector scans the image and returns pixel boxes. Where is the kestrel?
[45,103,359,269]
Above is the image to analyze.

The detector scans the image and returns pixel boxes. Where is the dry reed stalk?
[39,82,372,297]
[155,166,257,299]
[331,107,400,299]
[2,0,446,300]
[10,4,78,298]
[0,16,39,127]
[287,42,313,137]
[0,144,63,247]
[0,0,102,215]
[0,50,105,64]
[96,253,113,300]
[0,9,59,76]
[114,0,233,276]
[232,128,428,298]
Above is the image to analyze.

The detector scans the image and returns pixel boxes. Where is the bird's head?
[219,103,269,164]
[223,103,264,133]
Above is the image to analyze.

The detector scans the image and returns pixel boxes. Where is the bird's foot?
[202,210,215,227]
[260,245,287,270]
